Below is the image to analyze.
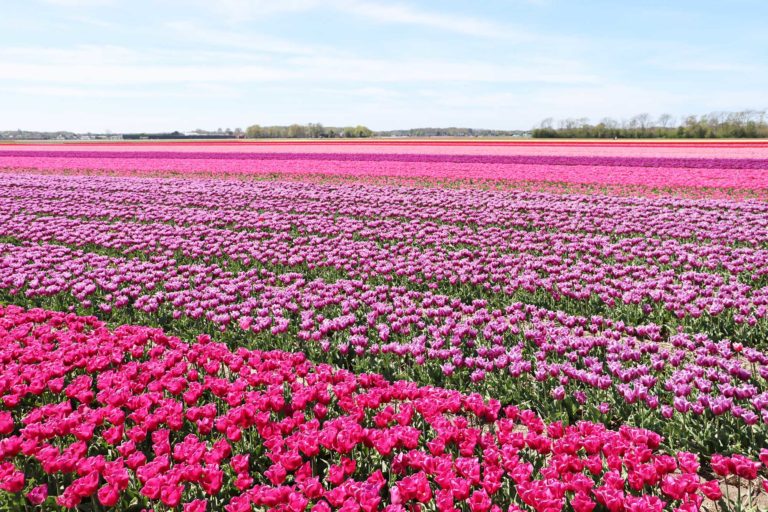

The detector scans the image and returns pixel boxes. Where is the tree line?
[0,130,79,140]
[532,110,768,138]
[376,127,529,137]
[245,123,373,138]
[243,125,530,138]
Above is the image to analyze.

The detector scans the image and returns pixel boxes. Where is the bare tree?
[539,118,554,129]
[631,113,651,134]
[657,114,674,129]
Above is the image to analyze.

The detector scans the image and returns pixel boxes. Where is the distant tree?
[655,114,675,136]
[633,113,651,134]
[532,110,768,139]
[243,123,373,139]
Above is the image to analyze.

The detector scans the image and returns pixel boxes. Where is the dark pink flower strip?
[0,304,731,511]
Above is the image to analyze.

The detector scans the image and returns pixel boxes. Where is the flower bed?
[0,305,733,511]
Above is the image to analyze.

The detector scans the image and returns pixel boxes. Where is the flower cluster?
[0,305,735,510]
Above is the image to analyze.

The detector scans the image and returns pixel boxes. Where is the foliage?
[245,124,373,139]
[533,111,768,139]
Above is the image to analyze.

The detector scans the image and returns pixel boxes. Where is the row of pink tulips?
[1,174,766,337]
[2,151,768,189]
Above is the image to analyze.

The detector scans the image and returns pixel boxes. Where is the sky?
[1,0,767,132]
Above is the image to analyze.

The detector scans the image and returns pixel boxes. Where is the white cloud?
[343,87,402,98]
[199,0,324,22]
[647,54,757,74]
[1,83,243,99]
[416,90,525,109]
[64,15,118,29]
[0,45,597,86]
[0,62,291,85]
[39,0,114,5]
[1,45,145,64]
[200,0,532,41]
[164,21,323,56]
[0,85,156,98]
[334,1,517,40]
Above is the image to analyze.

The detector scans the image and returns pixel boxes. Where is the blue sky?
[1,0,766,132]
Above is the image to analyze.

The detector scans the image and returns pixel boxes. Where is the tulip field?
[1,140,768,511]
